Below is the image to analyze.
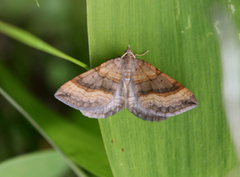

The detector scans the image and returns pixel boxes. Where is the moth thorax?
[123,57,133,85]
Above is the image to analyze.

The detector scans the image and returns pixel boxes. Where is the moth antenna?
[135,50,149,57]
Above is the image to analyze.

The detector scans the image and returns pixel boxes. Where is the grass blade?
[0,20,89,70]
[0,150,70,177]
[0,63,112,177]
[213,6,240,165]
[87,0,239,176]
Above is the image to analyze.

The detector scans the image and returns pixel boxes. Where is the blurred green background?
[0,0,89,175]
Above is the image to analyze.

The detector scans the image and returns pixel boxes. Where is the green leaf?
[35,0,40,7]
[87,0,239,176]
[214,6,240,164]
[0,150,69,177]
[0,20,89,70]
[0,63,112,177]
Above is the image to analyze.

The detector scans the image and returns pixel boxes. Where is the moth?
[55,46,198,121]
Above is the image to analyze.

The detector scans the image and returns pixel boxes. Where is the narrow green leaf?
[0,63,112,177]
[0,20,89,70]
[87,0,239,176]
[213,7,240,163]
[0,150,69,177]
[35,0,40,7]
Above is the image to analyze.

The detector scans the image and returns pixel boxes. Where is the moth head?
[125,45,132,53]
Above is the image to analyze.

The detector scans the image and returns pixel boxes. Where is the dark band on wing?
[72,69,120,94]
[136,81,184,96]
[149,96,198,113]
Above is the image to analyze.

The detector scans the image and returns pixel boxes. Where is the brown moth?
[55,46,198,121]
